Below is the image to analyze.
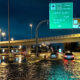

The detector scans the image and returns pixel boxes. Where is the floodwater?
[0,55,80,80]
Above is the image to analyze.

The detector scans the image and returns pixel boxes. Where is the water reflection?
[7,63,29,80]
[14,55,27,63]
[0,55,28,80]
[0,56,80,80]
[0,61,8,80]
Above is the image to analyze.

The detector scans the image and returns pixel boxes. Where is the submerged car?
[50,52,58,59]
[64,53,74,60]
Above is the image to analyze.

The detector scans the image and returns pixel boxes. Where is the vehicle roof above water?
[65,53,73,55]
[51,52,57,54]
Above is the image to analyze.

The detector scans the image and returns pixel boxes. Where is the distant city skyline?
[0,0,80,40]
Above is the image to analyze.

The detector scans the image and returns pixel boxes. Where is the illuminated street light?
[1,32,6,37]
[11,37,14,41]
[29,24,33,39]
[0,29,6,37]
[30,24,33,28]
[0,31,6,42]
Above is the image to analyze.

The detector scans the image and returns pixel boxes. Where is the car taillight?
[72,55,74,57]
[64,55,67,57]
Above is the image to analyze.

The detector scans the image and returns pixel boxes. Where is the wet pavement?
[0,55,80,80]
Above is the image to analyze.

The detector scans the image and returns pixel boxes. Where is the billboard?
[49,2,73,29]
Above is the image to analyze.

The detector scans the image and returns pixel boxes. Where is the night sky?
[0,0,80,40]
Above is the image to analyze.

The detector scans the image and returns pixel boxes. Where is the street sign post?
[49,2,73,29]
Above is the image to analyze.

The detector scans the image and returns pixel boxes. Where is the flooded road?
[0,55,80,80]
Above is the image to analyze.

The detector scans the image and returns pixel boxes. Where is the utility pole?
[8,0,10,53]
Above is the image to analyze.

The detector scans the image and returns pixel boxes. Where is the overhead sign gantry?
[49,2,73,29]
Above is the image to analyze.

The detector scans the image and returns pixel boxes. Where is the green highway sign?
[49,2,73,29]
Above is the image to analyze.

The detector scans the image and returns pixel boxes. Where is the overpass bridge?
[0,33,80,46]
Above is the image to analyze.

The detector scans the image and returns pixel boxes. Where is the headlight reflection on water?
[15,55,23,63]
[0,61,8,80]
[19,56,22,63]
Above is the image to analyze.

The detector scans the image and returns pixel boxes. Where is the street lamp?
[35,20,48,57]
[0,30,6,41]
[29,24,33,39]
[1,32,6,37]
[11,37,14,41]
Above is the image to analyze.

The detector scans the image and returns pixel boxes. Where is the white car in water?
[64,53,74,60]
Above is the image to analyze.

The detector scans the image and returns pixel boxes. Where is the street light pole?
[0,29,2,42]
[35,20,48,57]
[8,0,10,53]
[30,24,33,39]
[31,27,32,39]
